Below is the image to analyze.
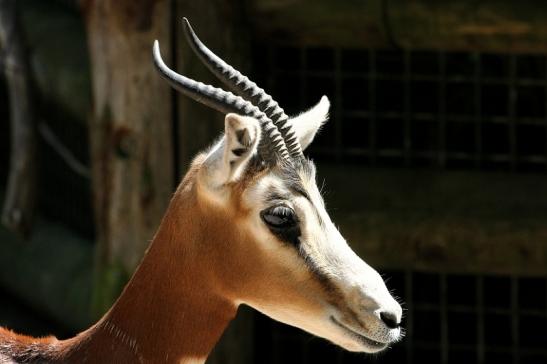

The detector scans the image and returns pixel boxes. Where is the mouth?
[330,316,388,351]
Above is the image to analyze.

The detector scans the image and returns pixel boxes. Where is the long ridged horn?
[153,40,290,164]
[181,18,303,159]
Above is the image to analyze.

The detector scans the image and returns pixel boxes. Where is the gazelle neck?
[61,171,238,364]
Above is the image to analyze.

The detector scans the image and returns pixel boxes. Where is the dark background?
[1,1,546,363]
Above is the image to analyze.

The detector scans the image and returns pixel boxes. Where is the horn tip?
[182,17,191,29]
[152,40,160,56]
[152,40,165,69]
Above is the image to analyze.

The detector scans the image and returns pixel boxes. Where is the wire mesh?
[253,271,547,364]
[250,45,547,363]
[253,46,547,173]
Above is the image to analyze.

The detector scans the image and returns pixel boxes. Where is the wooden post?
[83,0,173,315]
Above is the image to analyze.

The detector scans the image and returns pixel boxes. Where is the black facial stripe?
[264,219,338,297]
[308,201,325,228]
[297,244,342,299]
[290,187,325,228]
[266,225,301,247]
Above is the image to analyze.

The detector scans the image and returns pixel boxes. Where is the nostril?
[380,311,400,329]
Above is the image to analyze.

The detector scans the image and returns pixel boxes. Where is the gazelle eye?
[261,206,297,229]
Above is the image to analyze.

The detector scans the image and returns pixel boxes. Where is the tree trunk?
[83,0,173,314]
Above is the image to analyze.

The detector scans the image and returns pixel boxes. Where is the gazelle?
[0,18,403,364]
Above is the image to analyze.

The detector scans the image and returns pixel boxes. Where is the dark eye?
[261,205,297,229]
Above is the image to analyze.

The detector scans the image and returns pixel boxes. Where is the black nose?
[380,311,400,329]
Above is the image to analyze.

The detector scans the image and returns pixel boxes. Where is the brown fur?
[0,153,328,363]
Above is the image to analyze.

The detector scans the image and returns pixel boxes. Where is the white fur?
[199,99,402,354]
[240,169,402,353]
[290,95,330,150]
[199,113,260,196]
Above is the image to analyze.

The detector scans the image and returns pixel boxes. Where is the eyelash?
[260,205,301,246]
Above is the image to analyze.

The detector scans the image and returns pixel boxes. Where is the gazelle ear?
[200,113,260,189]
[290,96,330,151]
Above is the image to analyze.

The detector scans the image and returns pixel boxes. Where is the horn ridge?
[153,40,290,164]
[181,18,303,159]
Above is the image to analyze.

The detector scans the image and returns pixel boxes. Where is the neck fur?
[58,172,238,363]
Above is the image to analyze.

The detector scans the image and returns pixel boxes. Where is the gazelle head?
[153,18,403,353]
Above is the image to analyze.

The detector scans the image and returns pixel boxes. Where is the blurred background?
[1,0,547,363]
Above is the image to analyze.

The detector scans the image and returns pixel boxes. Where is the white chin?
[339,338,388,353]
[330,317,390,353]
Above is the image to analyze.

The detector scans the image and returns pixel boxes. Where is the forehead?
[274,159,317,193]
[241,159,318,203]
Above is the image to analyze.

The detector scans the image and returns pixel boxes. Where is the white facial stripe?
[296,177,403,343]
[241,162,402,351]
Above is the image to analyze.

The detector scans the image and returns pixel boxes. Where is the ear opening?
[290,96,330,151]
[200,113,260,189]
[224,114,260,181]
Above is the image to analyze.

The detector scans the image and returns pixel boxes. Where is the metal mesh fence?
[253,271,547,364]
[253,46,547,173]
[250,46,547,363]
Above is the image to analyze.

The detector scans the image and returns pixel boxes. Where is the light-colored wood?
[251,0,547,53]
[83,0,174,312]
